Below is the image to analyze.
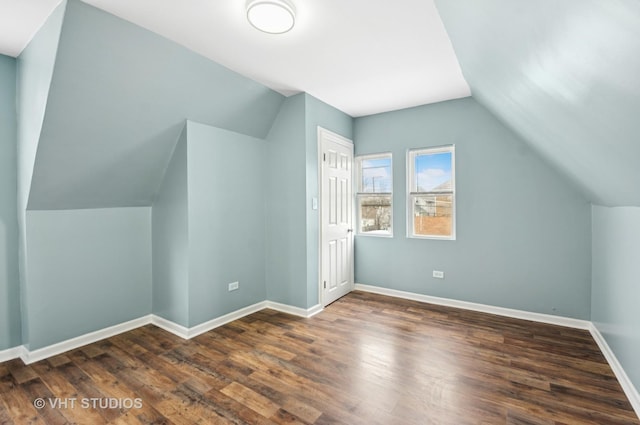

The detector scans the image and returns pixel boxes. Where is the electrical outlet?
[228,281,239,291]
[432,270,444,279]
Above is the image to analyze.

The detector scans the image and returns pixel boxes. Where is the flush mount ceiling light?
[246,0,296,34]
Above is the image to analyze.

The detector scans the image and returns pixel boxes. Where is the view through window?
[408,146,455,239]
[356,153,392,236]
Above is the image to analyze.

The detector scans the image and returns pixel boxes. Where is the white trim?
[153,302,269,340]
[266,301,323,318]
[0,301,324,365]
[186,301,268,338]
[21,315,153,364]
[152,301,321,340]
[354,283,591,330]
[589,323,640,418]
[317,127,324,309]
[317,126,353,149]
[355,152,393,237]
[0,346,24,363]
[406,144,456,240]
[150,315,191,339]
[305,304,324,317]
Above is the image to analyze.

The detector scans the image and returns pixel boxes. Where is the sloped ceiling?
[27,0,283,210]
[435,0,640,207]
[18,0,640,209]
[1,0,470,118]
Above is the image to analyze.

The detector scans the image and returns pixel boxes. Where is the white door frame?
[317,126,355,307]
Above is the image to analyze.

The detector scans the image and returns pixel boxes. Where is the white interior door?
[319,127,354,307]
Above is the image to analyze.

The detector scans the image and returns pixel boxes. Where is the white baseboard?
[265,301,323,318]
[354,283,591,329]
[151,300,321,340]
[306,303,324,317]
[0,346,25,363]
[185,301,268,338]
[1,299,323,365]
[150,315,190,339]
[21,315,153,365]
[589,323,640,419]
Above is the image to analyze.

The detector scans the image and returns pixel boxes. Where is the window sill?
[357,231,393,238]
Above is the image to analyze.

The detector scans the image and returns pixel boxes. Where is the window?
[407,145,455,239]
[356,153,392,236]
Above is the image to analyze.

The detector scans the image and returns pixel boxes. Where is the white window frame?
[407,145,456,240]
[355,152,393,237]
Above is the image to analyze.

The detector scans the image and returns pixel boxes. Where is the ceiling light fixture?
[246,0,296,34]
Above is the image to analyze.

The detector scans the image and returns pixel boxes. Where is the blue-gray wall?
[304,94,353,307]
[28,0,284,210]
[0,55,20,350]
[152,127,189,327]
[17,1,65,214]
[24,207,152,350]
[265,94,354,309]
[265,94,308,308]
[187,121,267,326]
[354,98,592,319]
[592,206,640,391]
[13,0,285,349]
[16,0,66,347]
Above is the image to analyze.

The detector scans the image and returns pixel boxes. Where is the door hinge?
[323,153,326,162]
[323,281,327,289]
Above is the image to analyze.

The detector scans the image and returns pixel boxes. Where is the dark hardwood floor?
[1,291,638,424]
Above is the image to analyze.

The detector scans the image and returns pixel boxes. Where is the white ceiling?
[0,0,62,56]
[0,0,470,117]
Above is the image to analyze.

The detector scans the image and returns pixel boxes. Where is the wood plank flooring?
[1,291,638,424]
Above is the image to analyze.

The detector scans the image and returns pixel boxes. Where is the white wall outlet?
[433,270,444,279]
[228,281,239,291]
